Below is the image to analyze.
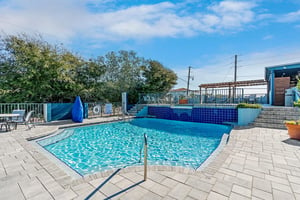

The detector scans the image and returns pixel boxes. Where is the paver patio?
[0,117,300,199]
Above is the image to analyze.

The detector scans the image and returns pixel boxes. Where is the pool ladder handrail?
[143,133,148,181]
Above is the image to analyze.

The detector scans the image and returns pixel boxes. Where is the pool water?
[37,118,231,175]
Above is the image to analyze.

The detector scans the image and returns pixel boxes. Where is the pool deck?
[1,117,300,200]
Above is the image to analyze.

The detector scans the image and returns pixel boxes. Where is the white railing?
[0,103,45,123]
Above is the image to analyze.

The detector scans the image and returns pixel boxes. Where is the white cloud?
[278,9,300,22]
[209,1,256,29]
[0,0,258,42]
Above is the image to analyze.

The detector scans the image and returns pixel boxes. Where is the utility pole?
[234,55,237,83]
[187,66,192,96]
[233,55,238,102]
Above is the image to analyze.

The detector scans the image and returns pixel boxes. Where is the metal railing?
[138,87,267,106]
[143,133,148,181]
[86,102,122,118]
[0,103,45,123]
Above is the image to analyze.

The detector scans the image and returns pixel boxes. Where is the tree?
[0,34,177,103]
[0,34,85,102]
[141,60,177,93]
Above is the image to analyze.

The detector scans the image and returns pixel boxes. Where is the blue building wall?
[148,106,237,124]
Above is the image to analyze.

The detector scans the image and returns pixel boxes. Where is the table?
[0,113,21,131]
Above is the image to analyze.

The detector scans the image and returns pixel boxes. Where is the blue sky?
[1,0,300,90]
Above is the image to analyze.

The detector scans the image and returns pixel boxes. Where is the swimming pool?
[37,118,231,176]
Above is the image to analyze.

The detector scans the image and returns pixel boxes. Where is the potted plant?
[285,120,300,140]
[179,95,188,104]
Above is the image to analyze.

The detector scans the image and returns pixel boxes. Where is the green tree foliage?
[0,34,177,103]
[141,60,177,93]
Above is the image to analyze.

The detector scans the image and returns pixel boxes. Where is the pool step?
[253,107,300,129]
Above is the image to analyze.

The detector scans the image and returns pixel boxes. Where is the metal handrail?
[144,133,148,181]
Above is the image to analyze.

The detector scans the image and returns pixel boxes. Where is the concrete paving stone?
[185,176,213,192]
[169,173,189,183]
[223,174,252,188]
[288,175,300,184]
[148,171,167,183]
[99,182,122,197]
[109,174,125,184]
[236,172,253,183]
[228,163,244,172]
[140,179,157,189]
[269,170,288,178]
[188,188,208,200]
[207,191,228,200]
[265,174,290,185]
[252,177,272,193]
[71,182,94,195]
[18,178,47,199]
[295,193,300,200]
[219,168,238,177]
[212,180,232,196]
[252,188,273,200]
[168,183,192,200]
[160,195,176,200]
[26,191,53,200]
[121,172,144,183]
[44,182,66,198]
[51,189,78,200]
[74,191,106,200]
[149,183,171,197]
[88,177,106,187]
[232,184,251,198]
[273,167,291,175]
[291,183,300,194]
[0,183,25,200]
[115,177,135,190]
[140,191,162,200]
[271,182,293,193]
[229,192,251,200]
[117,185,148,199]
[200,176,217,185]
[273,189,295,200]
[242,169,265,179]
[161,177,180,189]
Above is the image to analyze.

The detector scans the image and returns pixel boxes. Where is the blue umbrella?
[72,96,83,123]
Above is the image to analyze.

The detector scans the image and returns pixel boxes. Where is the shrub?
[285,120,300,125]
[236,103,262,109]
[294,100,300,107]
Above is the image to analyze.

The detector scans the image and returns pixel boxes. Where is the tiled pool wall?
[148,106,237,124]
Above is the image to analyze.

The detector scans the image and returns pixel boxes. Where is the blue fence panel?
[46,103,88,122]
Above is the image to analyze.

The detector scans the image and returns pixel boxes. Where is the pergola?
[198,79,267,103]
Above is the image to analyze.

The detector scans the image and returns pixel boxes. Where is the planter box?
[238,108,261,126]
[285,123,300,140]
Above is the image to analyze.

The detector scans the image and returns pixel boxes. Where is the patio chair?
[9,110,25,130]
[0,121,10,132]
[249,94,256,104]
[24,111,35,130]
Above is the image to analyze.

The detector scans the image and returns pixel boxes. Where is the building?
[265,62,300,106]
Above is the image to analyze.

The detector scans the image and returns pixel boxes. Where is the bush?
[285,120,300,125]
[236,103,262,109]
[294,100,300,107]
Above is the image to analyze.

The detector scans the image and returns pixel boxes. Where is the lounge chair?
[24,111,35,130]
